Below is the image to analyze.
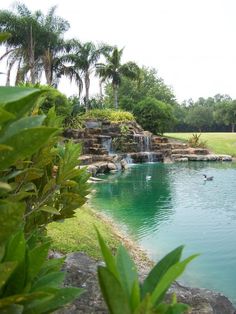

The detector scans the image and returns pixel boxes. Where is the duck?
[146,175,152,181]
[203,174,214,181]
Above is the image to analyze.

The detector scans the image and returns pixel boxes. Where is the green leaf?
[31,272,65,291]
[98,266,131,314]
[1,115,46,142]
[96,228,119,279]
[0,87,42,118]
[38,257,65,277]
[0,291,51,308]
[39,206,60,215]
[4,231,26,263]
[3,231,27,295]
[0,201,25,244]
[0,261,17,290]
[130,279,140,312]
[0,107,15,124]
[0,127,58,170]
[23,287,83,314]
[116,245,138,301]
[134,294,153,314]
[141,246,184,297]
[150,254,198,306]
[27,242,51,282]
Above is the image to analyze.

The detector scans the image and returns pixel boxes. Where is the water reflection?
[93,163,174,238]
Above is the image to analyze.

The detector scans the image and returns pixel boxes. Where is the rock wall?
[64,119,232,174]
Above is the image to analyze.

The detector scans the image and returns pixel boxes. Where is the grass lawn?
[47,206,121,259]
[165,132,236,157]
[47,205,149,264]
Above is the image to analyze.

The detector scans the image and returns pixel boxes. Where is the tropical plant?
[97,230,197,314]
[0,230,83,313]
[0,86,90,312]
[97,47,140,109]
[188,133,207,148]
[0,4,70,86]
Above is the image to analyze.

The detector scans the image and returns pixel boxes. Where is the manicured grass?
[165,132,236,157]
[47,206,121,259]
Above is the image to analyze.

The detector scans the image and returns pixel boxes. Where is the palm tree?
[62,41,112,110]
[0,4,43,84]
[96,47,140,109]
[0,4,70,86]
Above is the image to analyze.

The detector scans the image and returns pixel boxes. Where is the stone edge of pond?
[53,206,236,314]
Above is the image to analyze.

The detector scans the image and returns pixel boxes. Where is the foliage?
[97,47,140,109]
[0,230,83,313]
[81,108,135,122]
[0,87,90,233]
[214,100,236,132]
[134,97,175,134]
[0,86,90,312]
[97,230,197,314]
[18,83,72,117]
[112,125,131,152]
[0,4,70,85]
[185,106,213,132]
[172,95,233,132]
[188,134,207,148]
[104,67,176,110]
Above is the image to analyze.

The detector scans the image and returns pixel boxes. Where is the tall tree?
[214,100,236,132]
[97,47,140,109]
[63,41,112,109]
[0,3,43,83]
[0,4,70,86]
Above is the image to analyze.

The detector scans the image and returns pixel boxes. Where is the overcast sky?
[1,0,236,102]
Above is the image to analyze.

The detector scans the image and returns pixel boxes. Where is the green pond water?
[91,162,236,305]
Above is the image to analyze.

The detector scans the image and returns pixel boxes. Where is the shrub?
[188,133,207,148]
[97,230,197,314]
[81,109,135,123]
[134,97,175,134]
[0,86,90,312]
[19,83,73,117]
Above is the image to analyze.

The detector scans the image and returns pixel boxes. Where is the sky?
[1,0,236,102]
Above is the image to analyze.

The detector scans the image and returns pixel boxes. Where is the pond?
[91,162,236,305]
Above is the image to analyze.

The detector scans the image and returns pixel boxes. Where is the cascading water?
[134,133,154,162]
[101,136,112,154]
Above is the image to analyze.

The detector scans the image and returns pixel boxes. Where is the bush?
[0,86,90,312]
[81,109,135,123]
[188,133,207,148]
[134,97,175,134]
[19,83,73,117]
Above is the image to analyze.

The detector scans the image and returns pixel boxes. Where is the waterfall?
[125,154,133,164]
[101,136,112,154]
[134,134,152,152]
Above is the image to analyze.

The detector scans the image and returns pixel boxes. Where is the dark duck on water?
[203,174,214,181]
